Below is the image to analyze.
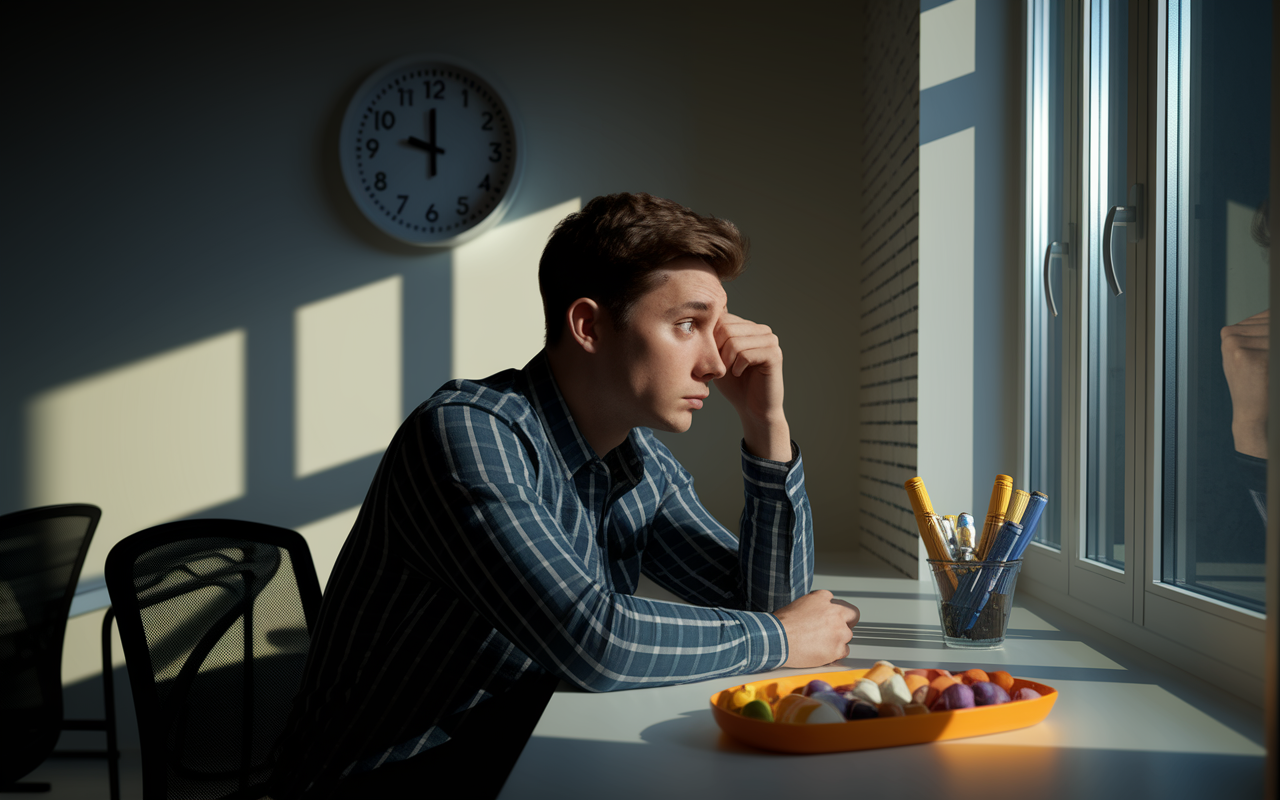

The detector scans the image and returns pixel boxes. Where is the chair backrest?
[0,503,101,785]
[105,519,322,800]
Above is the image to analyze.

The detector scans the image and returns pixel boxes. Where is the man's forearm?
[737,443,814,612]
[741,415,792,463]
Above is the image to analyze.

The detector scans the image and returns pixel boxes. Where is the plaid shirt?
[275,352,813,796]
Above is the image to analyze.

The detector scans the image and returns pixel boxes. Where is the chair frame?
[105,519,322,800]
[0,503,113,796]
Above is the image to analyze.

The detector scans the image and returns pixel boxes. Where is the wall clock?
[339,56,522,247]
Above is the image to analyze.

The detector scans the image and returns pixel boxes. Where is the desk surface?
[499,552,1265,800]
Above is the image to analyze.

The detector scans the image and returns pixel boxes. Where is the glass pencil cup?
[927,559,1022,650]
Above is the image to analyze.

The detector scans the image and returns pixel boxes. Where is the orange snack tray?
[710,668,1057,754]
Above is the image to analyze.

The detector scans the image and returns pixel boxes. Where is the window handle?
[1042,241,1069,317]
[1102,183,1144,297]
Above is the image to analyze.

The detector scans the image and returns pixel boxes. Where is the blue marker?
[1007,492,1048,561]
[960,521,1024,631]
[993,492,1049,596]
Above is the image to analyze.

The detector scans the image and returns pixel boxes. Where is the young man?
[272,193,859,799]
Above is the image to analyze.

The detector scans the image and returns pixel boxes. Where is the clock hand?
[406,136,445,155]
[405,108,446,178]
[427,107,440,178]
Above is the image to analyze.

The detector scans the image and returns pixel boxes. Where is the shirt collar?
[523,350,608,478]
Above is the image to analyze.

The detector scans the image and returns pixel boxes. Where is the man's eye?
[676,321,694,334]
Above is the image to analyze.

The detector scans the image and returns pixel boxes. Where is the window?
[1160,0,1271,613]
[1023,0,1269,698]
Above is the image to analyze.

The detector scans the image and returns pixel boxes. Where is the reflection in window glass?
[1162,0,1270,612]
[1028,0,1068,551]
[1084,0,1127,569]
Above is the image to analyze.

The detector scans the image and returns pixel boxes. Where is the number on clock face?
[347,64,516,240]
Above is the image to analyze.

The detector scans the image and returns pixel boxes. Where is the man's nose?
[699,337,727,381]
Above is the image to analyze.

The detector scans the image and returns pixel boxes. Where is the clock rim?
[338,54,524,249]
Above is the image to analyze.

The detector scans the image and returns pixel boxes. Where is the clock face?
[339,57,521,247]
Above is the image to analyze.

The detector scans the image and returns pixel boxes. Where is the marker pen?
[976,475,1013,561]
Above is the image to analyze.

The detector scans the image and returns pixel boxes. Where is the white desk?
[499,552,1265,799]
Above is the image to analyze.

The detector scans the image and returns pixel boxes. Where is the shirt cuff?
[725,607,790,673]
[741,440,805,504]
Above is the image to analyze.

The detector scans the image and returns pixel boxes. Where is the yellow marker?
[977,474,1014,561]
[903,478,946,560]
[904,477,958,588]
[1005,490,1030,525]
[903,477,935,524]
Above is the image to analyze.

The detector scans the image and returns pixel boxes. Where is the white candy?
[847,678,882,705]
[879,673,913,706]
[804,701,847,724]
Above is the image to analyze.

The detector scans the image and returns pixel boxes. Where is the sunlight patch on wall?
[452,198,581,380]
[918,127,974,518]
[27,330,246,580]
[295,275,402,478]
[920,0,976,91]
[295,504,361,589]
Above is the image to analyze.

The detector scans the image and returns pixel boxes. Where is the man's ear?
[566,298,606,353]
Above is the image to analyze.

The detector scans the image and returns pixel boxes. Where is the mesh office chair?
[105,520,322,800]
[0,504,102,792]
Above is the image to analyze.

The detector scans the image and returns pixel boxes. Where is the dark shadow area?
[56,666,139,753]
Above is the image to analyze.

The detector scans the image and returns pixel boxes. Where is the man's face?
[601,257,729,434]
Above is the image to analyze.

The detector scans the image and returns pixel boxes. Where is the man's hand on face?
[713,313,792,461]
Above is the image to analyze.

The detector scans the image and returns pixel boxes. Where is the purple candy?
[931,682,975,711]
[1012,687,1042,702]
[803,679,834,697]
[970,681,1011,706]
[809,690,850,717]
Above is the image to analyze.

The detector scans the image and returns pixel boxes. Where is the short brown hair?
[539,193,748,346]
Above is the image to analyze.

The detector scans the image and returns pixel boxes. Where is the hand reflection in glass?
[1220,200,1271,460]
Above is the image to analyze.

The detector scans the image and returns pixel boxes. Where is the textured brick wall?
[858,0,922,578]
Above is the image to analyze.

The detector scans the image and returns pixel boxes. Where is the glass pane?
[1161,0,1270,612]
[1084,0,1127,569]
[1028,0,1072,551]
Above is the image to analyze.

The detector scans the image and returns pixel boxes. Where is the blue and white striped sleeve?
[396,402,790,692]
[641,440,814,621]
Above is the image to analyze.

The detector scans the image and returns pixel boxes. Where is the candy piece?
[741,699,774,721]
[845,678,882,705]
[959,668,989,685]
[931,682,975,711]
[904,669,931,680]
[775,694,845,724]
[802,679,834,697]
[846,700,879,720]
[877,702,906,717]
[911,685,929,705]
[809,690,851,718]
[878,673,912,706]
[925,675,959,707]
[970,681,1011,706]
[989,671,1015,693]
[729,686,756,709]
[904,673,929,695]
[864,661,897,684]
[903,702,930,715]
[1012,687,1042,702]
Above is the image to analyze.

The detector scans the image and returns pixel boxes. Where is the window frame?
[1020,0,1267,705]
